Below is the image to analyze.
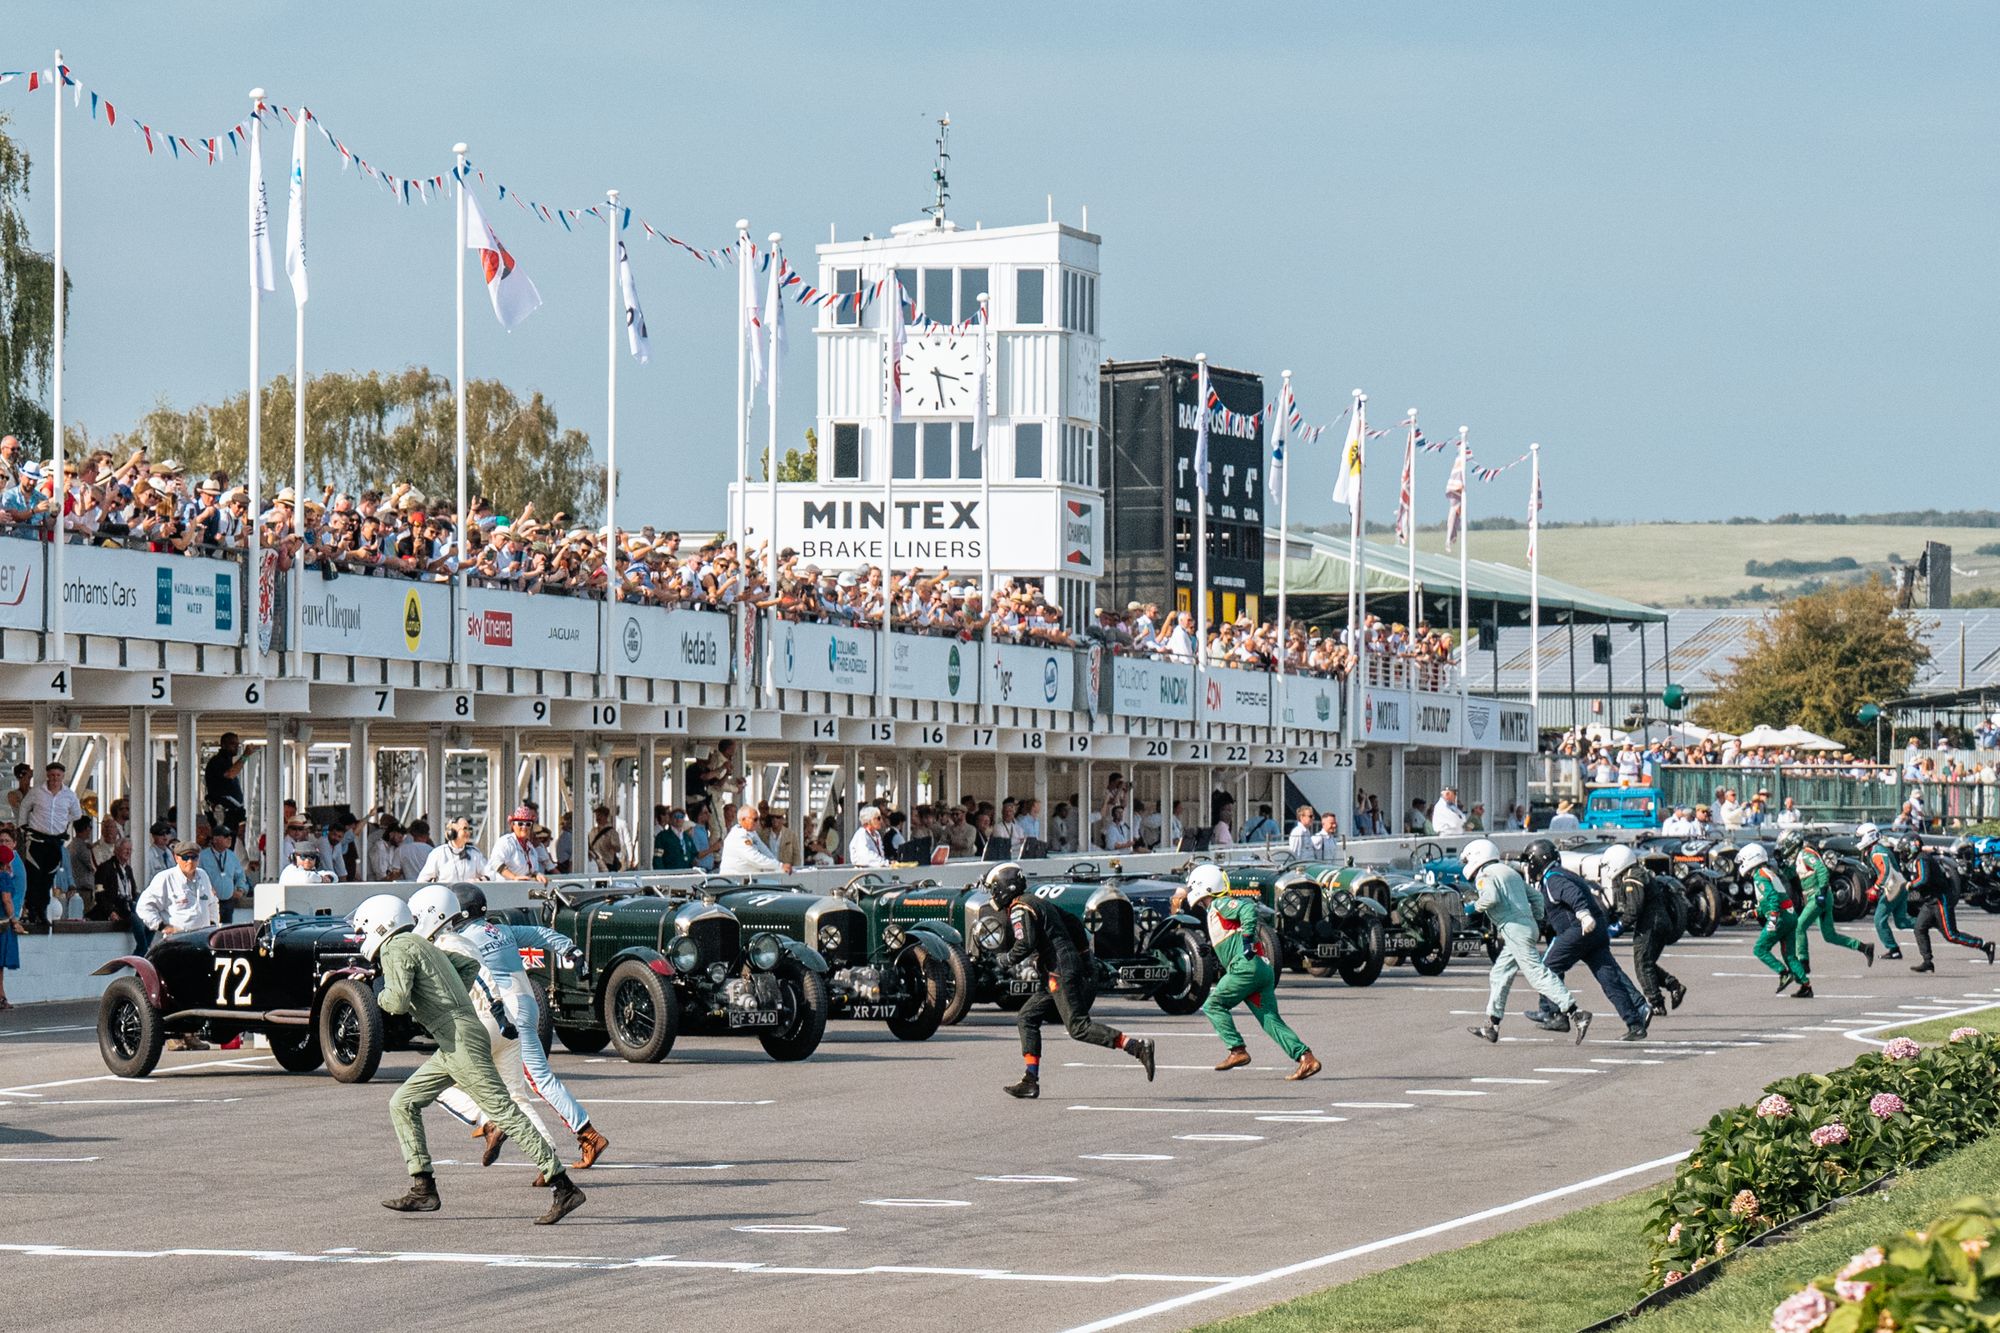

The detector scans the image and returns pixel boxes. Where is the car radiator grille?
[1092,901,1136,958]
[689,917,741,969]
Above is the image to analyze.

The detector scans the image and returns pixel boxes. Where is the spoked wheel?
[97,976,166,1079]
[1409,899,1456,976]
[604,959,678,1063]
[885,946,948,1042]
[1412,841,1446,868]
[319,978,385,1084]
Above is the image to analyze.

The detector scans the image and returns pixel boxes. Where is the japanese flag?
[464,191,541,330]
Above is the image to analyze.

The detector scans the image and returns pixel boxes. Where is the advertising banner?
[749,486,1104,578]
[0,541,41,632]
[767,617,876,693]
[615,606,732,685]
[1106,654,1195,723]
[60,545,240,647]
[887,631,978,704]
[1277,673,1341,732]
[988,641,1075,711]
[1411,694,1461,748]
[1359,686,1412,744]
[461,586,598,673]
[1203,665,1274,727]
[296,576,451,661]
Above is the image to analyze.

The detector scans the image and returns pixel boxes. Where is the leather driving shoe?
[1214,1048,1251,1072]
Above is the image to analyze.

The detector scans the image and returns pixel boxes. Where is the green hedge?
[1771,1194,2000,1332]
[1647,1030,2000,1286]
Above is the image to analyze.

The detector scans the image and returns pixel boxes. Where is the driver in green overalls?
[1740,843,1810,999]
[1781,829,1873,973]
[1174,865,1320,1081]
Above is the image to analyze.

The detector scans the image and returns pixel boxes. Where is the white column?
[260,716,284,881]
[499,731,520,817]
[425,726,447,832]
[48,49,66,661]
[246,89,267,680]
[347,719,369,878]
[128,708,152,836]
[175,713,198,843]
[666,739,684,807]
[1033,756,1049,844]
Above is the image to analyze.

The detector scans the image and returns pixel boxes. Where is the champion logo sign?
[467,610,513,647]
[1205,677,1222,710]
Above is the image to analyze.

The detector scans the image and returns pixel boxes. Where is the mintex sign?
[751,485,1104,577]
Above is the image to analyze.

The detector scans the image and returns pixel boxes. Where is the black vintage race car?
[702,878,953,1041]
[499,879,830,1063]
[93,912,387,1082]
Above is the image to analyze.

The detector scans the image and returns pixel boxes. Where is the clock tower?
[736,211,1105,631]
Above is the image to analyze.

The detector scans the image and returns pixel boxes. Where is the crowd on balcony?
[1084,603,1455,682]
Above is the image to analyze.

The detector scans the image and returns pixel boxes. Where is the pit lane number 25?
[212,957,254,1006]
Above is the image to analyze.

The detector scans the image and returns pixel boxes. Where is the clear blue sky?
[4,2,1995,532]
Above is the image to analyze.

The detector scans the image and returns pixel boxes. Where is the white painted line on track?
[1862,1012,1916,1018]
[1175,1134,1263,1142]
[1534,1067,1603,1075]
[1712,971,1776,978]
[1754,1033,1807,1040]
[733,1225,846,1234]
[1411,986,1489,993]
[863,1199,973,1208]
[0,1024,95,1037]
[13,1096,245,1106]
[1791,1027,1853,1034]
[1079,1153,1174,1161]
[584,1098,776,1106]
[1066,1104,1330,1117]
[1470,1077,1550,1085]
[0,1156,98,1163]
[1898,1004,1963,1011]
[1255,1115,1345,1123]
[0,1242,1221,1286]
[434,1159,735,1172]
[1404,1088,1487,1097]
[0,1055,273,1097]
[1061,1062,1281,1072]
[977,1175,1079,1183]
[1497,1036,1554,1043]
[1061,1150,1692,1331]
[1589,1058,1663,1065]
[1842,1000,2000,1047]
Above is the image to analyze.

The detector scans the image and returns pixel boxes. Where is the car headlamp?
[974,912,1006,953]
[817,923,843,954]
[883,923,908,953]
[747,931,783,972]
[670,936,701,973]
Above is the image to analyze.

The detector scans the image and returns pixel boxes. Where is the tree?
[98,367,603,521]
[0,111,66,452]
[1693,578,1931,752]
[758,427,817,483]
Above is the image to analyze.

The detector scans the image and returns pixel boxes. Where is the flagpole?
[765,233,782,597]
[976,293,992,615]
[1529,442,1542,716]
[290,111,308,664]
[734,220,750,556]
[246,90,265,680]
[453,144,468,607]
[1348,390,1366,743]
[1456,426,1470,681]
[1404,409,1418,639]
[1274,370,1292,715]
[603,189,620,693]
[880,270,898,713]
[1194,354,1210,691]
[49,49,64,663]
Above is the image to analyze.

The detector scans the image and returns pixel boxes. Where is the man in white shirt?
[847,806,891,868]
[1548,800,1580,831]
[1287,806,1319,860]
[490,807,549,883]
[397,820,437,882]
[1099,805,1134,852]
[1717,791,1744,829]
[371,824,408,881]
[1164,612,1198,663]
[721,805,788,874]
[278,844,337,886]
[1775,797,1804,828]
[1660,806,1696,836]
[137,842,220,936]
[18,761,84,927]
[1431,787,1469,836]
[1142,801,1185,852]
[418,817,492,882]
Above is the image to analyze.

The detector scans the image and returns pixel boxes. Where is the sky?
[3,2,1995,535]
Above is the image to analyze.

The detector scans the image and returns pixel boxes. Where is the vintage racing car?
[1022,868,1216,1015]
[93,912,387,1082]
[499,878,829,1063]
[1270,862,1421,982]
[825,873,977,1024]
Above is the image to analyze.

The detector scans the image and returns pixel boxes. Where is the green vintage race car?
[1280,861,1476,978]
[499,878,830,1063]
[825,873,980,1025]
[1019,868,1216,1016]
[1180,861,1389,986]
[702,878,955,1041]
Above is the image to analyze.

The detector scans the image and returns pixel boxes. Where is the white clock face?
[899,336,978,416]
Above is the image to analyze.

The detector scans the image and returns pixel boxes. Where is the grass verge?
[1196,1133,2000,1333]
[1870,1002,2000,1046]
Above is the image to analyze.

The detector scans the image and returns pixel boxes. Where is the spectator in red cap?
[490,807,548,883]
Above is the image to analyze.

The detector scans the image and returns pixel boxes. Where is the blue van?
[1581,787,1660,830]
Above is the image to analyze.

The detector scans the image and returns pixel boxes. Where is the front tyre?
[1154,926,1217,1016]
[556,1025,612,1055]
[97,975,166,1079]
[270,1028,325,1073]
[1338,920,1388,987]
[886,946,948,1042]
[760,966,829,1061]
[319,978,385,1083]
[1409,899,1456,976]
[603,959,679,1063]
[1687,881,1721,937]
[936,941,975,1027]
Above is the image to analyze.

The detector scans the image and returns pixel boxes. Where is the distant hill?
[1384,522,2000,608]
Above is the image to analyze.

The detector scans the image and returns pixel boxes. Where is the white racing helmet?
[1458,838,1501,879]
[353,893,415,961]
[1600,845,1640,879]
[408,884,461,941]
[1185,863,1229,905]
[1736,842,1771,872]
[1855,822,1881,850]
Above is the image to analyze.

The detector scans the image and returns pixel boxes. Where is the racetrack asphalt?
[5,927,1998,1333]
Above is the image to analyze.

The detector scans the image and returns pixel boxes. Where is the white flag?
[617,239,649,364]
[1333,399,1365,508]
[283,114,307,306]
[248,117,274,296]
[883,272,906,423]
[764,252,787,410]
[1527,450,1543,560]
[743,241,764,393]
[1193,359,1211,496]
[1444,446,1467,550]
[463,191,542,330]
[971,295,990,451]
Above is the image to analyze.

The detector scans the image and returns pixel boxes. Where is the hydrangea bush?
[1647,1032,2000,1286]
[1774,1196,2000,1332]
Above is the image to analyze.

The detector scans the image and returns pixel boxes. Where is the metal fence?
[1658,765,2000,827]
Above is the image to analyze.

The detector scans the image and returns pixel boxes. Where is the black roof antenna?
[923,114,950,228]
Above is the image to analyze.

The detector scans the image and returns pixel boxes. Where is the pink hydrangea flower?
[1667,1222,1683,1244]
[1770,1286,1834,1333]
[1757,1093,1794,1119]
[1869,1092,1906,1119]
[1810,1122,1850,1147]
[1838,1247,1884,1279]
[1882,1037,1921,1061]
[1730,1188,1760,1218]
[1834,1278,1872,1302]
[1663,1270,1685,1285]
[1950,1026,1982,1043]
[1963,1236,1990,1258]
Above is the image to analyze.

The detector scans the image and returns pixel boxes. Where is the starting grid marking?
[0,1242,1230,1286]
